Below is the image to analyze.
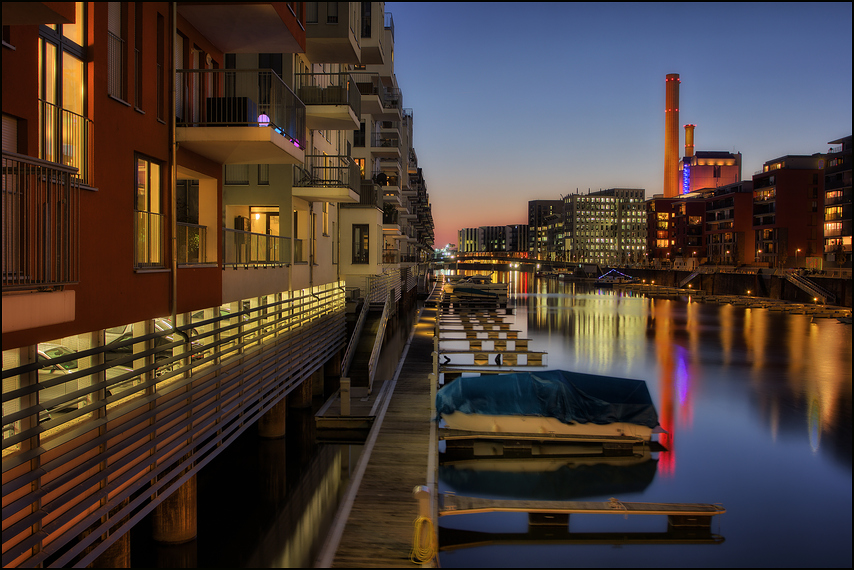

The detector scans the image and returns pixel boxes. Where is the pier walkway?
[318,304,438,567]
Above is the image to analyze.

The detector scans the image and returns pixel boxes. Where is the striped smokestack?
[664,74,680,198]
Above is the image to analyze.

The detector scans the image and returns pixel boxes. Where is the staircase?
[679,266,715,288]
[784,272,836,304]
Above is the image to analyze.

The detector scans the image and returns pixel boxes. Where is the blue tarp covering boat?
[436,370,660,430]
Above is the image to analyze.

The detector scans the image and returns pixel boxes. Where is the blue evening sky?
[386,2,853,247]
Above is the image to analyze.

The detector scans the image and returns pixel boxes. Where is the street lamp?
[796,248,801,268]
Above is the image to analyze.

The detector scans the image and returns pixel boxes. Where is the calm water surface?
[439,273,851,568]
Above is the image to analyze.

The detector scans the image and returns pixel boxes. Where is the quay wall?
[620,269,852,308]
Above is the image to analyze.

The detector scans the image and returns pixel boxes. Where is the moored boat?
[436,370,662,441]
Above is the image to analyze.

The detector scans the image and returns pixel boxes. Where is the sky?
[385,2,853,248]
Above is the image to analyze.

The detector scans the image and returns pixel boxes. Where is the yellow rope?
[410,515,437,565]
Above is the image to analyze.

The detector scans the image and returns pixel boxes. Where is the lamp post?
[796,248,801,269]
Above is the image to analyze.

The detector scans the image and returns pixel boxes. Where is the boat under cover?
[436,370,661,441]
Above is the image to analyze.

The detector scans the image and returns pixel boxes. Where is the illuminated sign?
[682,158,691,194]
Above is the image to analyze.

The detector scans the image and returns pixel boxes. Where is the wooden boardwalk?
[322,305,438,568]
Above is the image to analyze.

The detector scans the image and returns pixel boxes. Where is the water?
[438,273,852,568]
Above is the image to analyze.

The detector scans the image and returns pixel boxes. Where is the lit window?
[134,156,164,268]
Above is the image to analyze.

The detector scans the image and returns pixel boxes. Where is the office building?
[564,189,646,265]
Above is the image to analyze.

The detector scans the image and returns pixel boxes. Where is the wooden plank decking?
[323,305,438,568]
[440,495,726,518]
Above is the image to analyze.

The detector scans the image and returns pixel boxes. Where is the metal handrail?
[341,283,372,378]
[367,292,392,394]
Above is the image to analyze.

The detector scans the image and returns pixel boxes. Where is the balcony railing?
[293,72,361,118]
[223,228,290,266]
[351,72,386,101]
[293,155,361,194]
[2,152,80,290]
[177,222,207,264]
[176,68,306,149]
[370,132,400,149]
[358,181,383,208]
[134,210,165,269]
[39,100,94,186]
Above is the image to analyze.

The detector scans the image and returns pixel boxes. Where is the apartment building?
[564,189,646,265]
[752,154,825,268]
[1,3,432,566]
[704,181,754,265]
[824,136,852,266]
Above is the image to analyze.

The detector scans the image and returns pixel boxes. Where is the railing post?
[340,377,351,416]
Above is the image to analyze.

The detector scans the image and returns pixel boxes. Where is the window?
[307,2,318,23]
[135,156,164,268]
[353,224,369,264]
[108,2,125,100]
[38,6,91,184]
[327,2,339,23]
[322,202,329,235]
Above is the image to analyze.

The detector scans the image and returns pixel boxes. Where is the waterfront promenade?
[318,304,438,567]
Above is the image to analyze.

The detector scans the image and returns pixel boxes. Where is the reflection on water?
[439,272,851,568]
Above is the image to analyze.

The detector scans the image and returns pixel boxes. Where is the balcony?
[295,72,361,130]
[351,72,402,119]
[293,155,360,203]
[176,69,305,165]
[359,7,386,64]
[356,181,383,209]
[178,2,303,54]
[2,152,79,291]
[305,2,361,63]
[369,133,401,158]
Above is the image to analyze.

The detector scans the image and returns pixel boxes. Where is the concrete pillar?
[152,475,197,544]
[288,377,313,409]
[324,352,343,398]
[258,397,287,439]
[311,368,324,398]
[257,438,287,507]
